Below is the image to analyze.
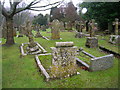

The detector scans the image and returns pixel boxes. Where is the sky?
[29,0,83,15]
[1,0,83,15]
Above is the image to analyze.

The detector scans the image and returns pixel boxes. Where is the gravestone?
[75,21,85,38]
[24,20,42,54]
[60,21,65,31]
[50,42,78,78]
[51,19,60,40]
[41,25,46,31]
[85,19,98,48]
[90,54,114,71]
[109,18,120,45]
[34,24,42,38]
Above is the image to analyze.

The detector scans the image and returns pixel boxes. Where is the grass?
[98,35,119,54]
[2,29,118,88]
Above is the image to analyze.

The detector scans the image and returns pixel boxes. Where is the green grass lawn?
[98,35,119,54]
[1,30,118,88]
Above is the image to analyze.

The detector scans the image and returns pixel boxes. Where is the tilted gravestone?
[50,42,78,78]
[85,19,98,48]
[51,19,60,40]
[89,54,114,71]
[109,18,120,45]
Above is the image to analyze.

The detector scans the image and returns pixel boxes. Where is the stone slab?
[56,42,74,47]
[89,54,114,71]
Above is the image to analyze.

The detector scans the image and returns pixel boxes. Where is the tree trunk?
[5,17,15,45]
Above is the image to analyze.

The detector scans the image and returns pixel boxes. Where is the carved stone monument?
[75,21,85,38]
[34,24,42,38]
[24,20,42,54]
[51,19,60,40]
[85,19,98,48]
[50,42,78,78]
[109,18,120,45]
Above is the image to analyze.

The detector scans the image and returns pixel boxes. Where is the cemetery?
[0,0,119,89]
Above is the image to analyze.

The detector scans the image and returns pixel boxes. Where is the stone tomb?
[77,49,114,72]
[50,42,78,78]
[51,19,60,40]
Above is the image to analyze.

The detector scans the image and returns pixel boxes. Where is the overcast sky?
[29,0,83,15]
[2,0,83,15]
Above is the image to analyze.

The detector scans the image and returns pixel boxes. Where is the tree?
[13,2,33,28]
[33,13,47,25]
[50,2,81,29]
[1,0,63,45]
[79,2,120,31]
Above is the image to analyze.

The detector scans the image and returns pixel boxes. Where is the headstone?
[90,54,114,71]
[60,21,65,31]
[50,42,78,78]
[75,21,85,38]
[85,19,98,48]
[115,18,119,35]
[41,25,46,31]
[51,19,60,39]
[109,18,120,44]
[34,24,42,38]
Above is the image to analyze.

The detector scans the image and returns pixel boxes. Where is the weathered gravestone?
[89,54,114,71]
[50,42,78,78]
[34,24,43,38]
[41,25,46,31]
[51,19,60,40]
[109,18,120,45]
[75,21,85,38]
[24,20,42,54]
[60,21,65,31]
[85,19,98,48]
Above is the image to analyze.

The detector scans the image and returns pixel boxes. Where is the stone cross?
[89,19,95,37]
[51,19,60,39]
[115,18,119,35]
[25,20,36,48]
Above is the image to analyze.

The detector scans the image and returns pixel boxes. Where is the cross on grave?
[25,20,36,48]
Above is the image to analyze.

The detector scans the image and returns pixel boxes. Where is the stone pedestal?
[50,42,78,78]
[109,35,120,45]
[26,43,42,54]
[75,32,85,38]
[85,37,98,48]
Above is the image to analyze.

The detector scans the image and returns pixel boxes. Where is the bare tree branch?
[14,0,38,14]
[31,1,60,8]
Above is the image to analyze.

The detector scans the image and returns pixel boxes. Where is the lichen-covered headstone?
[51,19,60,39]
[50,42,78,78]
